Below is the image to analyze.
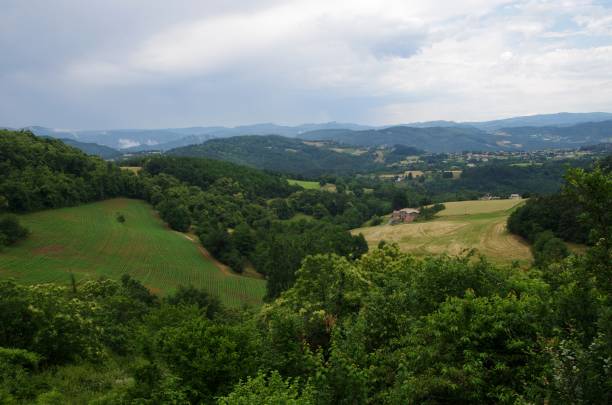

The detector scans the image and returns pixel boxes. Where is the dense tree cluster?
[0,214,28,248]
[508,193,590,244]
[0,130,141,212]
[508,160,611,248]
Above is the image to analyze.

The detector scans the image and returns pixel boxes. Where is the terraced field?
[353,199,532,265]
[0,198,265,307]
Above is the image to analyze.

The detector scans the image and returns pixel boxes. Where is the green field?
[288,179,337,192]
[0,198,265,307]
[353,199,532,265]
[288,179,321,189]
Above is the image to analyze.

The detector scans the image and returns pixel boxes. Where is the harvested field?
[353,199,531,265]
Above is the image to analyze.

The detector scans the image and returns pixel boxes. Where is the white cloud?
[118,138,140,149]
[2,0,611,127]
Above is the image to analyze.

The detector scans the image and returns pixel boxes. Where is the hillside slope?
[58,138,122,159]
[353,199,530,265]
[0,198,265,307]
[167,135,382,175]
[495,120,612,148]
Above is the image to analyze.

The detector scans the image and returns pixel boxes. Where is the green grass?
[288,179,321,189]
[0,198,265,307]
[353,199,532,266]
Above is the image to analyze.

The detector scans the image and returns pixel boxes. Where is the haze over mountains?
[12,112,612,156]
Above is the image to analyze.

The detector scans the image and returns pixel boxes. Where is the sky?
[1,0,612,129]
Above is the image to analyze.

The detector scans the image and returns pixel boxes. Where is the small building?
[479,194,500,201]
[509,193,521,199]
[390,208,420,224]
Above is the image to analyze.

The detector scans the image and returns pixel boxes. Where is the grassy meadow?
[353,199,531,265]
[288,179,321,189]
[0,198,265,307]
[288,179,337,192]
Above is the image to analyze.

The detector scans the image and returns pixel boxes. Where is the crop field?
[0,198,265,307]
[353,199,531,265]
[435,199,525,216]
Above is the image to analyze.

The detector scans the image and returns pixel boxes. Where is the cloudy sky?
[1,0,612,129]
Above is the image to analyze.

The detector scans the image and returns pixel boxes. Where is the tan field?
[353,199,531,265]
[435,199,525,216]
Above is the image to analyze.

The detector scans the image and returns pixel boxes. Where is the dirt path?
[179,232,234,276]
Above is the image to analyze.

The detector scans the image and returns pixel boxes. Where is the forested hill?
[301,125,498,152]
[55,138,122,159]
[0,130,139,212]
[167,135,382,176]
[140,155,296,199]
[496,119,612,148]
[302,120,612,151]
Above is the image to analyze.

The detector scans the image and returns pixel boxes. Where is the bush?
[0,214,28,246]
[116,212,125,223]
[370,215,383,226]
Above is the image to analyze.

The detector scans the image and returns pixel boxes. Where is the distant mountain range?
[22,122,375,151]
[301,119,612,151]
[301,126,498,152]
[8,112,612,157]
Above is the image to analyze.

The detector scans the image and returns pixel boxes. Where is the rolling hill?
[302,119,612,152]
[0,198,265,307]
[301,126,498,152]
[167,135,382,176]
[57,138,122,159]
[494,120,612,149]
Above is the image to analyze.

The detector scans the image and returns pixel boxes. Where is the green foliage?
[218,371,315,404]
[166,285,222,319]
[152,317,263,403]
[168,134,382,176]
[416,202,445,221]
[393,291,549,403]
[508,193,589,244]
[0,130,141,212]
[532,231,569,268]
[115,212,125,223]
[0,214,28,246]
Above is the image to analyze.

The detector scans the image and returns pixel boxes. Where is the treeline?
[508,194,590,244]
[422,160,583,201]
[508,157,611,245]
[0,130,141,212]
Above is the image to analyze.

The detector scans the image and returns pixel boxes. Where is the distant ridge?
[10,111,612,152]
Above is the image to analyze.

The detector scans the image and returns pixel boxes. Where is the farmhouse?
[479,194,501,200]
[509,193,521,199]
[390,208,420,224]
